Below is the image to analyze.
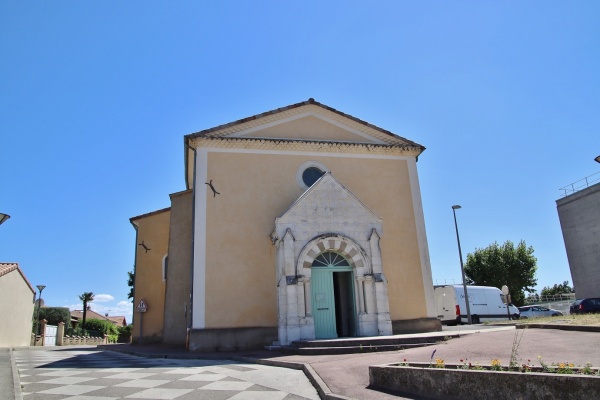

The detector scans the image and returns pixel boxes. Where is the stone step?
[281,342,436,355]
[289,334,452,348]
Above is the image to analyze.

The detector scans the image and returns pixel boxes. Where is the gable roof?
[184,99,425,189]
[187,98,423,146]
[0,262,35,294]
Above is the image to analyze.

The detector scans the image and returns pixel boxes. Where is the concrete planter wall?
[369,363,600,400]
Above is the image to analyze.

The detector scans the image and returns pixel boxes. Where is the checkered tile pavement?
[14,348,319,400]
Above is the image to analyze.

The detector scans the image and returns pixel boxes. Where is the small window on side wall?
[162,255,168,281]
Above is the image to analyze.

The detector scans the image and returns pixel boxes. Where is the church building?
[130,99,440,351]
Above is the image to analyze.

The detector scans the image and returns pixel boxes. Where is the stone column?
[39,319,47,346]
[297,278,306,317]
[364,275,376,314]
[57,322,65,346]
[369,229,393,335]
[304,278,312,316]
[356,277,365,314]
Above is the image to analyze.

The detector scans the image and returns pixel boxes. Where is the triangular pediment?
[232,113,385,144]
[187,99,423,147]
[277,172,381,225]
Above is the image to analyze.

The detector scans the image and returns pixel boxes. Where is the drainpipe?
[186,143,197,351]
[129,220,139,339]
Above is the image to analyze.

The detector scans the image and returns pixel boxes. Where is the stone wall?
[370,363,600,400]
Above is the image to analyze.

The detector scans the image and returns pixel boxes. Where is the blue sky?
[1,2,598,324]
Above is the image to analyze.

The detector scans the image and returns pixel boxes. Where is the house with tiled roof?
[131,99,440,351]
[70,309,127,328]
[0,262,36,347]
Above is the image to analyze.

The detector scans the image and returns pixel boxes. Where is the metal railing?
[559,171,600,197]
[525,293,576,304]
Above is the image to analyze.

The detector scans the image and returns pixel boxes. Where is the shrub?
[84,319,119,336]
[117,324,133,343]
[35,307,70,328]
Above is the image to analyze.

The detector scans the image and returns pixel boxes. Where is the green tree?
[127,270,135,300]
[540,280,574,297]
[37,307,71,327]
[78,292,95,331]
[464,240,537,306]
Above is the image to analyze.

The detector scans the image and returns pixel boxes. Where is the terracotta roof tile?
[0,262,35,294]
[70,309,127,326]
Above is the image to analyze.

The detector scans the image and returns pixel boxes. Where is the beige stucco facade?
[0,263,35,347]
[130,208,170,343]
[131,99,440,351]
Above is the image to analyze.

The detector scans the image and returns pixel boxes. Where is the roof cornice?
[188,137,423,157]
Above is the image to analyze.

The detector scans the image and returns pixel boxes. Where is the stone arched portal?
[271,173,393,345]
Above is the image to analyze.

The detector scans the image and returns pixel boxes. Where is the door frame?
[311,264,356,339]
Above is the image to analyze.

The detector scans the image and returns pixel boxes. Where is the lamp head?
[452,205,462,210]
[36,285,46,292]
[595,155,600,164]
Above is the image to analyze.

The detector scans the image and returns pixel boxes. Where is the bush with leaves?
[84,318,119,341]
[36,307,71,327]
[118,324,133,343]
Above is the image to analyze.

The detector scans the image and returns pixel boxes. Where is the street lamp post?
[452,205,472,325]
[35,285,46,336]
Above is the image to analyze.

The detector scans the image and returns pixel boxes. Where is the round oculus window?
[302,167,325,187]
[296,161,329,189]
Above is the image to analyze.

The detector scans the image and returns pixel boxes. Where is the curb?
[10,349,23,400]
[516,324,600,332]
[232,355,354,400]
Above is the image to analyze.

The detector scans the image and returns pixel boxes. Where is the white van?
[434,285,520,325]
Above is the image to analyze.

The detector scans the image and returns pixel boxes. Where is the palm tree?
[78,292,94,332]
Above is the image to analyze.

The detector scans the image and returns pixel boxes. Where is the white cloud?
[93,294,115,303]
[117,300,131,307]
[66,303,81,311]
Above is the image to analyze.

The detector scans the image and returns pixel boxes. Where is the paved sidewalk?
[1,348,20,400]
[99,326,600,400]
[6,325,600,400]
[14,347,319,400]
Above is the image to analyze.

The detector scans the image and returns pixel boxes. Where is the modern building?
[0,263,35,347]
[130,99,441,351]
[557,176,600,299]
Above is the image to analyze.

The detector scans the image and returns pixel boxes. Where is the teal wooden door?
[312,268,337,339]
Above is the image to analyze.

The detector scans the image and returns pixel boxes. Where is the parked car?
[570,298,600,314]
[517,305,563,319]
